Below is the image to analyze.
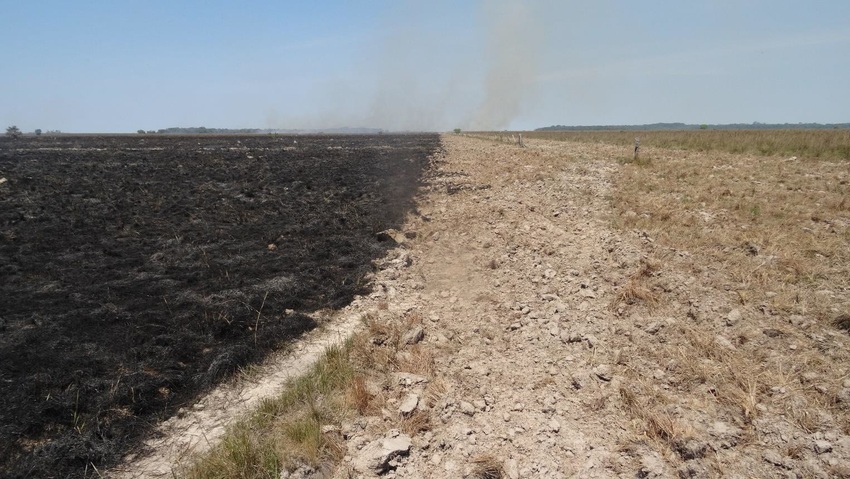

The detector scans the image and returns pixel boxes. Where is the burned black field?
[0,134,439,478]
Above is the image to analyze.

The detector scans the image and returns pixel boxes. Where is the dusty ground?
[329,134,850,478]
[121,134,850,478]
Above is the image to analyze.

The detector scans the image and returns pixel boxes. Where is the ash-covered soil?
[0,134,439,478]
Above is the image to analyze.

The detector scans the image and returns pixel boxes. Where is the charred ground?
[0,134,439,478]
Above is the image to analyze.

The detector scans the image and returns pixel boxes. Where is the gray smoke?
[269,1,543,132]
[467,1,540,130]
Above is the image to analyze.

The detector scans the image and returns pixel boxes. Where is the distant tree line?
[536,122,850,132]
[5,126,59,137]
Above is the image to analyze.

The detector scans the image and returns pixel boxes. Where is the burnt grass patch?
[0,134,440,478]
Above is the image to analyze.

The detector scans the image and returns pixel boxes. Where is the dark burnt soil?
[0,134,440,478]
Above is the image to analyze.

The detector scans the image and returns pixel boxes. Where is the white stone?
[398,393,419,416]
[352,433,413,474]
[460,401,476,416]
[726,309,742,326]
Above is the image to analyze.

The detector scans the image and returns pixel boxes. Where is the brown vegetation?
[606,132,850,472]
[525,128,850,161]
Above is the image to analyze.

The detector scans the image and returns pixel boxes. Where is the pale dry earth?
[116,134,850,478]
[333,135,850,479]
[334,135,672,478]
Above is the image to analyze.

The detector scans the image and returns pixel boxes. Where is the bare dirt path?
[344,134,653,478]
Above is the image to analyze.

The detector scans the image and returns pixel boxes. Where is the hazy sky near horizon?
[1,1,848,132]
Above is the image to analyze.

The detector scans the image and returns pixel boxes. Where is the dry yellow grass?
[611,258,661,310]
[524,129,850,161]
[469,454,504,479]
[602,131,850,461]
[620,384,693,447]
[612,144,850,323]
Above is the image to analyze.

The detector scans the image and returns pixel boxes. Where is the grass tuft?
[612,259,661,310]
[469,455,504,479]
[183,344,354,479]
[833,314,850,332]
[620,386,689,445]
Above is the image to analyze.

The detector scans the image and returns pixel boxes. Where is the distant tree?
[453,128,461,134]
[34,129,42,136]
[137,129,146,134]
[700,124,708,130]
[5,126,21,138]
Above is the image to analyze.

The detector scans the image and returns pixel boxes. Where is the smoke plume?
[468,1,540,130]
[269,1,544,132]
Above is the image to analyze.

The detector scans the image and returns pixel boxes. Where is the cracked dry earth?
[331,135,850,479]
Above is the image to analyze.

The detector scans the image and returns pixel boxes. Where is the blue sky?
[1,0,848,132]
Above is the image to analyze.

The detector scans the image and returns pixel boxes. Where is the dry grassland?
[606,136,850,474]
[465,129,850,474]
[525,129,850,161]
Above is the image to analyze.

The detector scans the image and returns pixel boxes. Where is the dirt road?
[342,134,662,478]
